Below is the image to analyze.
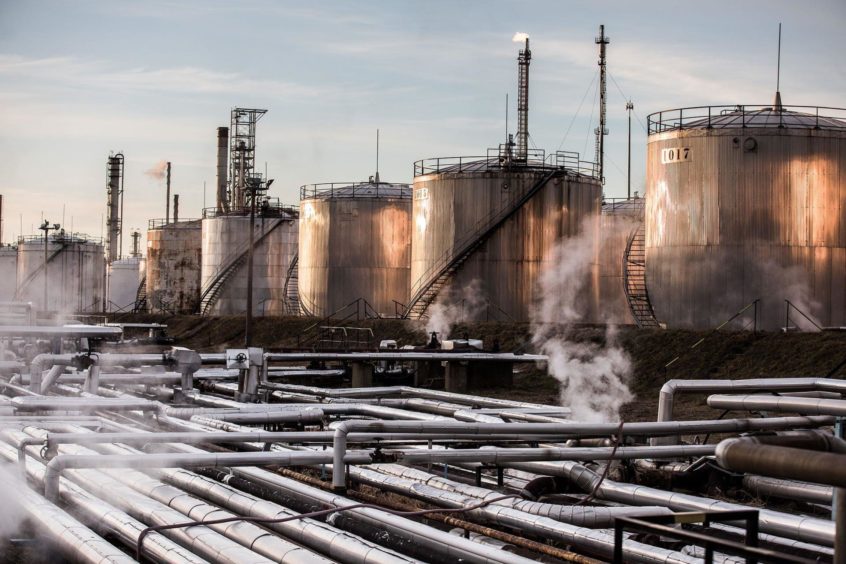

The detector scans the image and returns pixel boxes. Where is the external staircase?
[622,223,660,328]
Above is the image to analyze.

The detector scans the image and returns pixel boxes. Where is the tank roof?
[649,105,846,134]
[414,147,598,179]
[300,181,411,201]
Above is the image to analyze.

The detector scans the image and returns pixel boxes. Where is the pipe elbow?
[44,456,68,502]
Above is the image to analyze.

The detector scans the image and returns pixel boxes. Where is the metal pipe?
[11,396,157,413]
[395,444,715,464]
[743,475,833,505]
[708,394,846,416]
[44,449,372,501]
[216,127,229,213]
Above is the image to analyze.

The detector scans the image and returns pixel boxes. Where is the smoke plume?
[425,279,487,339]
[531,215,633,422]
[512,32,529,43]
[145,160,169,181]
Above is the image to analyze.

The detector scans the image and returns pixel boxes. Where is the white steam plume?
[512,32,530,43]
[144,160,168,181]
[425,279,487,339]
[531,215,633,422]
[0,462,27,538]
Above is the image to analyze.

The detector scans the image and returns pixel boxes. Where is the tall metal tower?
[594,25,609,185]
[106,152,124,262]
[516,37,531,161]
[229,108,267,210]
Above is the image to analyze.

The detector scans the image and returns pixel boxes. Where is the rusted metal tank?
[410,150,601,322]
[145,219,202,314]
[16,232,105,313]
[298,182,411,317]
[645,104,846,329]
[200,205,298,316]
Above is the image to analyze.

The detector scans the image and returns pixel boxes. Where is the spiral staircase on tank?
[622,223,660,328]
[197,218,287,316]
[282,253,301,316]
[133,276,147,312]
[403,169,559,319]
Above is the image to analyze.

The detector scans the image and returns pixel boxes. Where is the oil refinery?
[0,6,845,564]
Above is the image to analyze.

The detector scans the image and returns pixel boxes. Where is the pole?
[245,183,256,346]
[626,101,633,200]
[165,162,171,225]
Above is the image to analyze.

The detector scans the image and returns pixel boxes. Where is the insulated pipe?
[44,450,373,501]
[11,396,157,413]
[654,377,846,445]
[715,433,846,562]
[16,481,137,564]
[708,394,846,416]
[0,437,209,564]
[743,475,833,505]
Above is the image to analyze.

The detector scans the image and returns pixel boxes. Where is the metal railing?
[202,199,298,219]
[17,232,102,245]
[602,196,645,214]
[648,104,846,134]
[300,182,412,201]
[413,146,597,178]
[147,218,201,230]
[783,299,823,332]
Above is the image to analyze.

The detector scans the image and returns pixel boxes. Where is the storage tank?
[299,181,411,317]
[107,257,145,312]
[200,203,298,316]
[410,151,602,322]
[596,197,644,325]
[645,102,846,329]
[146,219,202,314]
[0,245,17,301]
[15,232,105,313]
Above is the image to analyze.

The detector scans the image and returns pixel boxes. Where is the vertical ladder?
[623,223,660,328]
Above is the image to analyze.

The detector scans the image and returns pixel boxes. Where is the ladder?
[623,223,660,328]
[197,218,286,316]
[283,253,300,315]
[404,169,559,319]
[133,276,147,312]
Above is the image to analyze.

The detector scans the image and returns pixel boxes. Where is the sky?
[0,0,844,255]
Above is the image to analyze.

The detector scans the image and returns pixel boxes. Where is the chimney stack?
[216,127,229,214]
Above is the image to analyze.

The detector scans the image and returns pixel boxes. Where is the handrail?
[784,299,823,332]
[663,298,760,375]
[300,182,411,200]
[202,200,298,219]
[647,104,846,134]
[282,253,299,316]
[147,218,200,229]
[413,146,597,178]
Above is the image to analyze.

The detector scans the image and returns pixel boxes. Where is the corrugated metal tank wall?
[146,220,202,314]
[16,237,105,313]
[107,257,145,312]
[595,199,642,325]
[299,184,411,317]
[411,169,601,322]
[645,116,846,329]
[0,247,17,301]
[201,214,298,316]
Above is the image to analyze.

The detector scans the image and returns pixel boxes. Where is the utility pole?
[39,220,60,312]
[594,25,610,185]
[245,181,256,346]
[626,100,634,200]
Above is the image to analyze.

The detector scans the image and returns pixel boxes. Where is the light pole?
[245,177,273,347]
[38,220,61,312]
[626,100,634,200]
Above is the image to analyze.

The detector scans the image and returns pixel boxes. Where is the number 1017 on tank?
[661,147,691,164]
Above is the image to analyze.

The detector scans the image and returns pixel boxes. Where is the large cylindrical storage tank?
[146,219,202,314]
[299,182,411,317]
[595,198,643,325]
[15,233,105,313]
[0,246,17,301]
[107,257,145,312]
[411,156,602,322]
[645,104,846,329]
[200,206,298,316]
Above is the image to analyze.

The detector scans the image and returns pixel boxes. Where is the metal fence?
[647,104,846,134]
[300,182,412,201]
[413,146,597,178]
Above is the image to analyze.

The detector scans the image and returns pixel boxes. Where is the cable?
[136,492,519,560]
[556,70,599,152]
[576,421,624,506]
[582,77,600,159]
[608,71,648,134]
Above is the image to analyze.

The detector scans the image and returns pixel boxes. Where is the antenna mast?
[774,23,783,110]
[375,129,380,183]
[516,37,531,161]
[594,24,609,185]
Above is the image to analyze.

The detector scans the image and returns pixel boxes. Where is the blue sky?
[0,0,844,253]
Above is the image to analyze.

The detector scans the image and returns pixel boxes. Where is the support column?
[445,361,468,393]
[351,362,373,388]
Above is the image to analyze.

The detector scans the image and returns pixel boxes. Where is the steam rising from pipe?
[144,160,169,181]
[512,32,530,43]
[531,215,633,422]
[0,462,26,539]
[425,279,486,338]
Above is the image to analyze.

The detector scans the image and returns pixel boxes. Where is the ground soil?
[109,312,846,423]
